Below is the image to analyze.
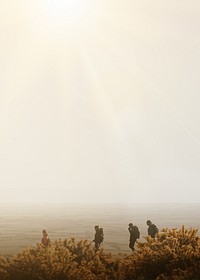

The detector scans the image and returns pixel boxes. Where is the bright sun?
[44,0,88,26]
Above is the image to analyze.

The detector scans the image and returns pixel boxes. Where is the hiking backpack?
[99,228,104,243]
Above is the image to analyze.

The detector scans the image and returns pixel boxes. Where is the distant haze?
[0,202,200,255]
[0,1,200,203]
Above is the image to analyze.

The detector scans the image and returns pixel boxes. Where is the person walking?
[93,225,104,251]
[146,220,158,238]
[128,223,140,251]
[41,229,50,246]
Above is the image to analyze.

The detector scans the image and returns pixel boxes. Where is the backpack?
[135,226,140,239]
[151,224,158,236]
[99,228,104,243]
[131,226,140,239]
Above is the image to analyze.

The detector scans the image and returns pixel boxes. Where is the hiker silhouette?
[128,223,140,251]
[41,229,50,246]
[146,220,158,238]
[93,225,104,251]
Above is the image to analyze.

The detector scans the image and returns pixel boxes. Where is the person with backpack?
[146,220,158,238]
[93,225,104,251]
[128,223,140,251]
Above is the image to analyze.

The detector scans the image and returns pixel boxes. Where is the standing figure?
[146,220,158,238]
[93,225,104,251]
[41,229,50,246]
[128,223,140,251]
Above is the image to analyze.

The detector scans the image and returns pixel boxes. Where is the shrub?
[0,226,199,280]
[123,226,200,279]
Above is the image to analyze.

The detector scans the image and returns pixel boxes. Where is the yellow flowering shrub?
[123,226,200,279]
[0,226,199,280]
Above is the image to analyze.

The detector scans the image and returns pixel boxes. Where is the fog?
[0,203,199,255]
[0,1,200,203]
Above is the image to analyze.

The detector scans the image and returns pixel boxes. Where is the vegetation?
[0,226,199,280]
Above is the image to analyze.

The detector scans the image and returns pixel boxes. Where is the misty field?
[0,203,199,256]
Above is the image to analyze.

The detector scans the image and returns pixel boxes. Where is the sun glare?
[43,0,88,26]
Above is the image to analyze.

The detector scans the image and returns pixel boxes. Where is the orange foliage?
[0,226,199,279]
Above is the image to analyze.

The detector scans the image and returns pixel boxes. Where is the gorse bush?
[0,226,199,280]
[123,226,200,280]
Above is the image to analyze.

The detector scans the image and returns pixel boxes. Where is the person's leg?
[129,241,133,250]
[129,240,135,251]
[95,242,99,251]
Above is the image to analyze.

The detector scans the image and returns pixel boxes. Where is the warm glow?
[42,0,88,26]
[1,0,200,203]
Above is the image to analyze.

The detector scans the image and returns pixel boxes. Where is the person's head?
[129,223,133,228]
[94,225,99,231]
[146,220,152,226]
[42,229,47,236]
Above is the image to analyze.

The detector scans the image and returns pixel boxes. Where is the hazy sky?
[1,0,200,203]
